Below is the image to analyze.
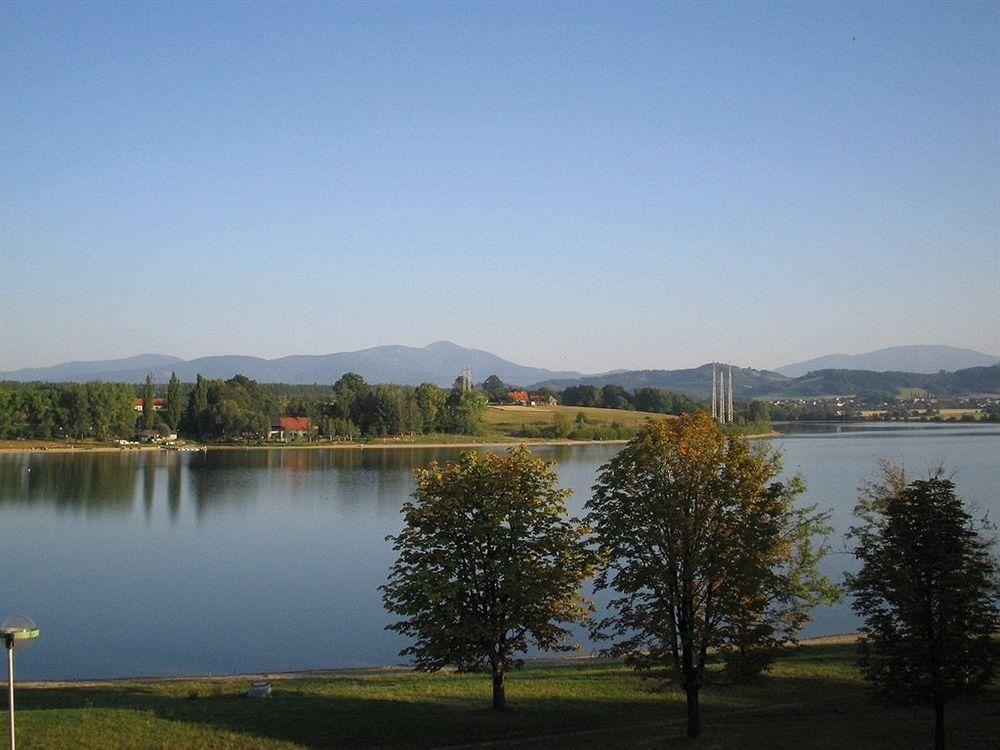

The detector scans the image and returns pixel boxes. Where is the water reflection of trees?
[182,448,464,520]
[0,453,141,514]
[0,446,611,522]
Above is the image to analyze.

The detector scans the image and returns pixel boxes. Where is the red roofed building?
[508,390,530,405]
[268,416,312,442]
[134,397,166,412]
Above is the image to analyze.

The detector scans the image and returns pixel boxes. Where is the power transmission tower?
[711,364,717,419]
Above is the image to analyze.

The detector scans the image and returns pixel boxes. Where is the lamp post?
[2,615,39,750]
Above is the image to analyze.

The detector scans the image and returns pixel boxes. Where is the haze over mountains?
[2,343,998,399]
[0,342,583,388]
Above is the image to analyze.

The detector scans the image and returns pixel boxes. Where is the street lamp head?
[1,615,39,653]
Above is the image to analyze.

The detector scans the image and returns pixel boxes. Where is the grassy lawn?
[7,643,997,749]
[0,438,117,451]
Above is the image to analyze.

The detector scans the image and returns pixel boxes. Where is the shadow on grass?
[11,646,997,749]
[11,677,856,748]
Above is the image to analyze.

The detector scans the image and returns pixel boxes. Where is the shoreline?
[0,431,779,455]
[0,438,630,455]
[20,633,858,688]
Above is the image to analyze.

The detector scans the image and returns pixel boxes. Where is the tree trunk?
[492,667,506,711]
[934,699,944,750]
[686,685,700,738]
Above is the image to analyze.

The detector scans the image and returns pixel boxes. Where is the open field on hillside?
[857,408,985,420]
[6,642,997,749]
[483,405,671,434]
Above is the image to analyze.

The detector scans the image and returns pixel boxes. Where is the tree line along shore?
[0,370,773,446]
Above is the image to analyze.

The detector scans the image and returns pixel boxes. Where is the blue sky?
[2,1,997,373]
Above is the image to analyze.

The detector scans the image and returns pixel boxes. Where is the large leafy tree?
[381,447,594,710]
[141,374,156,430]
[846,467,999,750]
[440,387,487,435]
[183,374,209,437]
[415,382,446,432]
[586,412,835,738]
[165,372,183,430]
[480,374,508,402]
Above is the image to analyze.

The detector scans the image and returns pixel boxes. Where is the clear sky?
[2,0,998,374]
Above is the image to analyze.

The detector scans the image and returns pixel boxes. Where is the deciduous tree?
[480,374,508,402]
[165,372,183,430]
[586,412,835,738]
[382,447,594,710]
[846,467,999,750]
[415,382,446,432]
[141,374,156,430]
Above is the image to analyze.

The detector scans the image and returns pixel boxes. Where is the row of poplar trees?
[381,411,998,747]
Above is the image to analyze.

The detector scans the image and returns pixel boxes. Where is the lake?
[2,422,997,680]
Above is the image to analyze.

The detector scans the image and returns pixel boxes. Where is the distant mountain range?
[0,342,582,388]
[776,345,998,377]
[532,364,788,399]
[532,364,1000,399]
[755,365,1000,399]
[3,343,998,398]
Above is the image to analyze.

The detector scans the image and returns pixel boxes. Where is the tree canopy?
[846,467,999,750]
[586,412,835,738]
[381,446,594,710]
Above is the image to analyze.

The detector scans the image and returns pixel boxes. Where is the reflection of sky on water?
[1,426,996,679]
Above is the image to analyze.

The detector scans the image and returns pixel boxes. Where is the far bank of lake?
[1,421,997,680]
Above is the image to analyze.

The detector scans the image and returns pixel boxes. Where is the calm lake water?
[2,423,998,680]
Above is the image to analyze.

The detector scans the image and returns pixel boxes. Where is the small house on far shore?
[268,416,312,442]
[507,390,557,407]
[134,397,165,412]
[135,429,177,443]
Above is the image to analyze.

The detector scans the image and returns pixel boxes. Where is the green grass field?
[8,642,997,749]
[482,405,671,435]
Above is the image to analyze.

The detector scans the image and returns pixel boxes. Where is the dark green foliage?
[440,385,487,435]
[631,387,702,415]
[480,374,508,402]
[415,382,446,432]
[560,385,600,407]
[847,468,999,749]
[141,374,156,430]
[182,375,207,436]
[382,447,594,710]
[165,372,183,430]
[560,384,702,416]
[587,412,836,738]
[747,399,770,422]
[179,375,275,440]
[0,381,134,440]
[599,385,633,410]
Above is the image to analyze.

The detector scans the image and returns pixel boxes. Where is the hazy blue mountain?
[776,345,999,377]
[748,364,1000,399]
[0,342,582,387]
[0,354,185,383]
[533,363,1000,400]
[531,364,789,401]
